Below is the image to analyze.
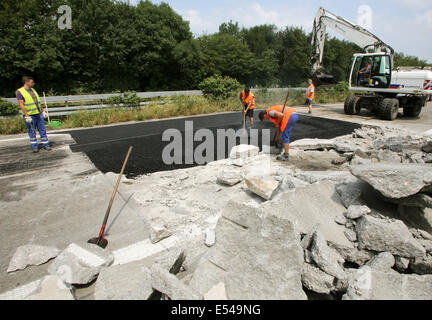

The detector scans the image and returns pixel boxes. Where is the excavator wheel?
[380,98,399,121]
[403,96,426,117]
[344,95,361,115]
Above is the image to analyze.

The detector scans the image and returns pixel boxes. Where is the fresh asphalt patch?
[67,111,361,178]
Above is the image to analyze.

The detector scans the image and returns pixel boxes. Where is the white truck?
[311,7,432,120]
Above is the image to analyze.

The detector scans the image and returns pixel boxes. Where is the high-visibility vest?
[306,84,315,100]
[266,105,296,132]
[242,90,255,109]
[17,87,41,115]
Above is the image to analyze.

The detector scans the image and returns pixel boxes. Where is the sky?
[129,0,432,63]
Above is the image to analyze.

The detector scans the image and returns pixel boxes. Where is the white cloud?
[396,0,432,10]
[416,9,432,28]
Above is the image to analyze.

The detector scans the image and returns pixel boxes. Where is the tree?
[198,34,254,85]
[277,27,311,86]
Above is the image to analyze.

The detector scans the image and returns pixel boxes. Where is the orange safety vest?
[306,84,315,100]
[242,90,255,109]
[266,105,296,132]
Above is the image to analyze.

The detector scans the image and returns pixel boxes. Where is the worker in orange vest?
[239,87,255,126]
[305,79,315,114]
[259,105,298,161]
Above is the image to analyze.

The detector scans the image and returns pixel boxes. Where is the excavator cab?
[350,54,392,89]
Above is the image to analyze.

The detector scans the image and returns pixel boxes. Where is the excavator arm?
[311,7,394,85]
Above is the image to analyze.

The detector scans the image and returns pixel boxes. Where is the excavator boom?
[311,7,394,85]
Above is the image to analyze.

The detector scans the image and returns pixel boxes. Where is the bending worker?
[259,105,298,162]
[239,87,255,126]
[16,76,51,153]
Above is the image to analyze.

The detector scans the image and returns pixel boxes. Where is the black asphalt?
[66,111,361,178]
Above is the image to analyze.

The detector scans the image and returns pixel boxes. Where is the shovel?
[88,146,133,249]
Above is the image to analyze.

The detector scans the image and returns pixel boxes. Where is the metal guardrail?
[2,88,306,117]
[3,90,203,104]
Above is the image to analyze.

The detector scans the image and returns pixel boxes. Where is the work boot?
[308,110,312,114]
[276,153,290,162]
[43,146,51,151]
[32,148,39,153]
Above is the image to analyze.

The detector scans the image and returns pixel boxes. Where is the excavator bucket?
[312,69,336,87]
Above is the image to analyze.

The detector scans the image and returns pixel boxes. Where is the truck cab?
[346,53,432,120]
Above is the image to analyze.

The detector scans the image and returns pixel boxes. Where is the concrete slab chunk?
[94,261,152,300]
[48,243,114,285]
[7,245,60,273]
[217,168,243,186]
[350,163,432,199]
[26,276,74,300]
[245,176,280,200]
[190,204,307,300]
[290,139,335,151]
[204,282,228,300]
[356,216,426,258]
[229,145,259,160]
[151,265,202,300]
[310,231,346,280]
[301,263,335,294]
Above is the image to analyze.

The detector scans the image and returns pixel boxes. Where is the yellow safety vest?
[17,87,41,115]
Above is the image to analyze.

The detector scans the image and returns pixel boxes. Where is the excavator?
[311,7,432,120]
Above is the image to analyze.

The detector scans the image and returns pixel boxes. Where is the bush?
[0,116,26,134]
[199,75,242,100]
[105,91,141,107]
[0,99,19,116]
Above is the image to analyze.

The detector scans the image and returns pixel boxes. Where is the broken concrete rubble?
[343,266,432,300]
[26,275,74,300]
[310,231,346,280]
[150,219,173,244]
[328,242,374,266]
[394,256,410,272]
[410,255,432,275]
[335,180,364,208]
[301,263,335,294]
[345,205,371,220]
[290,138,335,151]
[7,244,60,273]
[94,260,153,300]
[356,215,426,258]
[344,229,357,242]
[365,252,395,272]
[350,163,432,199]
[203,282,228,300]
[334,215,347,226]
[205,229,215,247]
[245,175,280,200]
[229,144,259,160]
[151,265,202,300]
[48,243,114,285]
[189,202,307,300]
[217,168,243,186]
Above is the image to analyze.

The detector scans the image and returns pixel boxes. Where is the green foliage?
[105,91,140,107]
[393,53,430,68]
[0,0,429,97]
[0,116,26,134]
[0,100,19,116]
[198,75,242,100]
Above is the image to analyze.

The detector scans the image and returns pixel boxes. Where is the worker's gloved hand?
[24,116,32,124]
[43,111,47,119]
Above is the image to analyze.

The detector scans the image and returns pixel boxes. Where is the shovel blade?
[87,237,108,249]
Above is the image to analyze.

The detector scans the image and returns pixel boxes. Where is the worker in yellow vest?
[305,79,315,114]
[16,76,51,153]
[259,105,298,161]
[239,87,256,126]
